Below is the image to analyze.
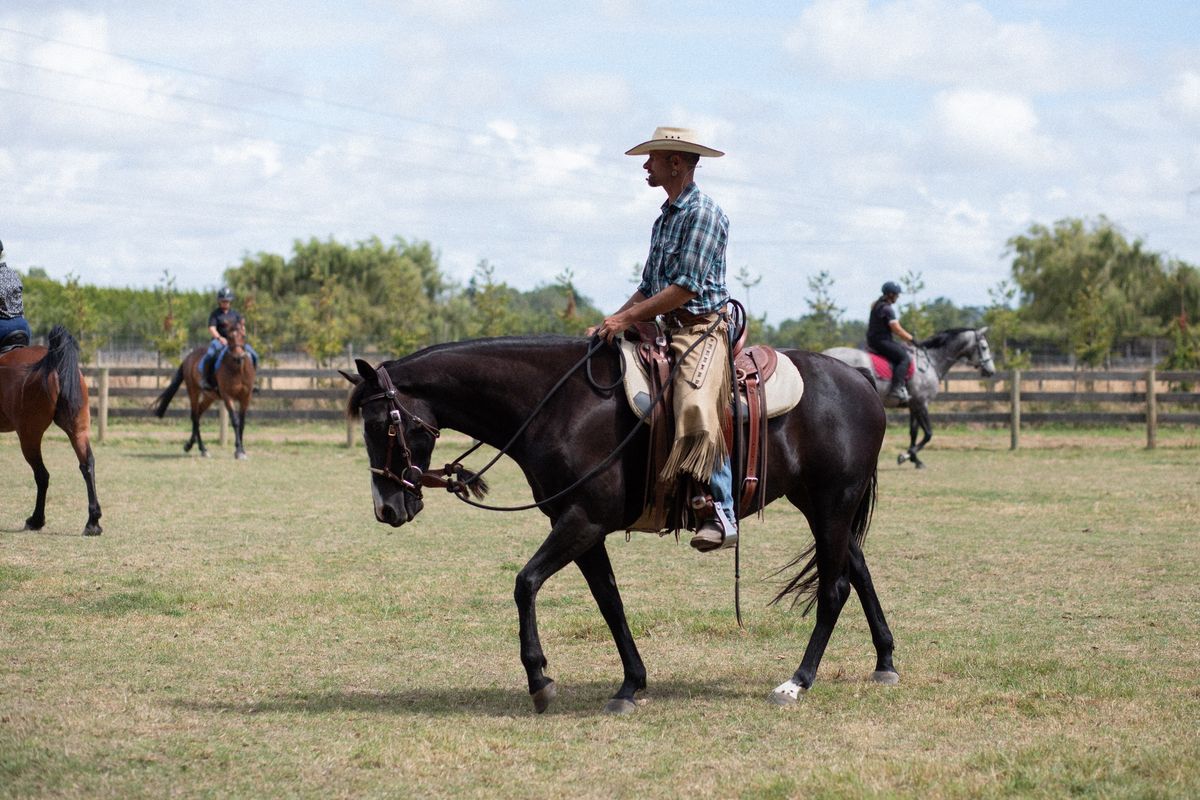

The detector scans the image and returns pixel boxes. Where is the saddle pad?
[619,339,804,420]
[869,352,916,382]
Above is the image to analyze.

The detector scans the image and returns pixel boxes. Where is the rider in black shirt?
[198,287,257,390]
[866,281,915,405]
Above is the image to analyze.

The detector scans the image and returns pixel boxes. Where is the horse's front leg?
[575,540,647,714]
[230,401,247,459]
[514,512,605,714]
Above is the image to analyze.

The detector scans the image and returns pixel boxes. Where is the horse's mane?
[346,335,585,418]
[917,328,974,349]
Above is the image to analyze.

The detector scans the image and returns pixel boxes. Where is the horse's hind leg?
[772,505,856,704]
[903,401,932,469]
[186,397,214,457]
[847,539,896,683]
[67,429,102,536]
[18,431,50,531]
[575,541,647,714]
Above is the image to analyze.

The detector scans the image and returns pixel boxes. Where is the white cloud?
[539,73,631,117]
[786,0,1133,93]
[931,89,1065,168]
[1163,70,1200,124]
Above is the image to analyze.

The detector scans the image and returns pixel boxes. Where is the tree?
[983,280,1030,369]
[899,270,931,339]
[148,271,189,363]
[467,260,518,338]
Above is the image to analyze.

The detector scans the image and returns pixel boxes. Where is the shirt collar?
[660,182,699,214]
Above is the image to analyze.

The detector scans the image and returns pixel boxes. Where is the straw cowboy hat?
[625,126,724,158]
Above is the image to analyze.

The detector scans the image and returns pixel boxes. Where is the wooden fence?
[84,366,1200,449]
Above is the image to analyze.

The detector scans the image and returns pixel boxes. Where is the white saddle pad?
[618,339,804,421]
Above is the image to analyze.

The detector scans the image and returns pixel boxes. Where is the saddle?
[867,350,915,382]
[0,329,30,355]
[619,321,804,534]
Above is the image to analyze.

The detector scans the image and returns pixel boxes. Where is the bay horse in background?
[0,325,102,535]
[343,336,898,713]
[152,323,256,459]
[825,327,996,469]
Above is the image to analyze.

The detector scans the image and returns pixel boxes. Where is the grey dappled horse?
[825,327,996,469]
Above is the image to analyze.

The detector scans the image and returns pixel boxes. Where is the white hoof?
[871,670,900,685]
[769,679,805,706]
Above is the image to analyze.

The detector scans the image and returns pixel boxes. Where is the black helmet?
[881,281,902,296]
[217,286,234,301]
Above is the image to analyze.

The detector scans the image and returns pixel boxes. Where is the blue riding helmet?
[217,286,234,301]
[881,281,902,296]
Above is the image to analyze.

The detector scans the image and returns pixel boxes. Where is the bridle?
[357,365,468,500]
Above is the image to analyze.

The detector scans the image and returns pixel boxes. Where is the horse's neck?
[401,344,573,448]
[925,336,970,378]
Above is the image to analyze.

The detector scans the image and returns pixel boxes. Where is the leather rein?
[358,321,722,512]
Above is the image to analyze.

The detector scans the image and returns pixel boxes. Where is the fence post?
[1009,368,1021,451]
[219,403,229,445]
[97,368,110,443]
[1146,368,1157,450]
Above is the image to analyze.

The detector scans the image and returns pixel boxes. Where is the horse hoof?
[603,698,638,715]
[235,451,247,460]
[897,453,908,465]
[769,679,806,706]
[914,462,925,470]
[531,681,557,714]
[871,670,900,685]
[200,451,209,458]
[83,525,103,537]
[24,520,45,532]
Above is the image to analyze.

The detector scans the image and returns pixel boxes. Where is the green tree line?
[14,218,1200,369]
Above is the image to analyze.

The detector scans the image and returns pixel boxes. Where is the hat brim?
[625,139,724,158]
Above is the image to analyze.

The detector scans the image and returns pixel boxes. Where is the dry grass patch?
[2,421,1198,798]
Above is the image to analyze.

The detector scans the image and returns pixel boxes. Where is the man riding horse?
[588,126,736,553]
[867,281,916,405]
[0,240,33,351]
[198,286,257,391]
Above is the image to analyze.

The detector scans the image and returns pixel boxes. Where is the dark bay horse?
[344,336,897,713]
[826,327,996,468]
[152,324,256,459]
[0,325,102,535]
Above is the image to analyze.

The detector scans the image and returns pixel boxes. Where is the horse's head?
[343,358,440,527]
[225,324,247,364]
[970,327,996,377]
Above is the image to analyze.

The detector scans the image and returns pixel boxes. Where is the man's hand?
[588,312,629,344]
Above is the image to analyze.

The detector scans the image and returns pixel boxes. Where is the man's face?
[642,151,675,188]
[219,299,232,311]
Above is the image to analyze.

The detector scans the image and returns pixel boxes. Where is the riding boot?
[887,376,910,406]
[200,358,217,392]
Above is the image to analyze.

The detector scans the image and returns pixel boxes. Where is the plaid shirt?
[0,262,23,319]
[637,182,729,316]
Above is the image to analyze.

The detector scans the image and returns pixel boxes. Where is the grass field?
[2,420,1198,799]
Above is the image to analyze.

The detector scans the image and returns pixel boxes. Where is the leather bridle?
[357,365,464,499]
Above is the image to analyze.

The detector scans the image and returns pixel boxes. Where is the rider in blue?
[198,287,258,391]
[866,281,915,405]
[0,240,34,349]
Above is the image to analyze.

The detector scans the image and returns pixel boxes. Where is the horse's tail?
[31,325,84,424]
[152,364,186,418]
[769,468,878,614]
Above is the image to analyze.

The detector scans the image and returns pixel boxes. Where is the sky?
[2,0,1199,325]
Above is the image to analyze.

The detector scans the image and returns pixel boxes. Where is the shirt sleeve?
[208,309,220,329]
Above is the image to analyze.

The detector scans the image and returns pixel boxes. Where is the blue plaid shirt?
[637,182,730,316]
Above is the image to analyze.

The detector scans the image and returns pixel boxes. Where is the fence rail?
[82,366,1200,449]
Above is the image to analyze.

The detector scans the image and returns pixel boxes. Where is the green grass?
[1,420,1198,798]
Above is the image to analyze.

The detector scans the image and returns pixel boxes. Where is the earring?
[671,169,678,177]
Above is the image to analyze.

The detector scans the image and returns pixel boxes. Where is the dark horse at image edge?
[0,325,102,535]
[344,336,897,713]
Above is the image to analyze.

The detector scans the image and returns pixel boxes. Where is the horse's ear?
[978,326,989,335]
[355,358,376,383]
[339,369,363,386]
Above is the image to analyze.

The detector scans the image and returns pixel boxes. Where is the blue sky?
[2,0,1198,325]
